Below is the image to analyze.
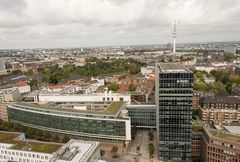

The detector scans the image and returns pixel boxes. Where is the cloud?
[0,0,26,12]
[0,0,239,48]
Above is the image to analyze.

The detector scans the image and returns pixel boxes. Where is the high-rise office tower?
[155,63,192,161]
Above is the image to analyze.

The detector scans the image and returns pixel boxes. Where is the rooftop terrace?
[192,123,204,132]
[0,131,62,154]
[208,129,240,142]
[11,101,125,116]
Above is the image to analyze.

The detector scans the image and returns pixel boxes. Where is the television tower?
[172,20,177,54]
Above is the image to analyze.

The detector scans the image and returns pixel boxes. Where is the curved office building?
[7,102,131,141]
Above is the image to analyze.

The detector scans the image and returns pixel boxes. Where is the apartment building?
[199,96,240,123]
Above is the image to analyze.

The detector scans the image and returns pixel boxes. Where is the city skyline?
[0,0,239,49]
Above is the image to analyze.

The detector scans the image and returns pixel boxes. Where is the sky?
[0,0,239,49]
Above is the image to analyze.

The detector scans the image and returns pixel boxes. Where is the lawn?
[13,141,62,153]
[210,130,240,142]
[0,131,62,154]
[192,124,203,132]
[0,131,19,143]
[104,101,123,114]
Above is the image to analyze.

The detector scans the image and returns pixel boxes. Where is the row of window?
[9,108,126,137]
[212,140,240,151]
[159,89,192,94]
[159,83,193,88]
[159,73,193,78]
[0,155,48,162]
[0,149,50,161]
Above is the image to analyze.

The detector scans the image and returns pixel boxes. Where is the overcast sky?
[0,0,239,49]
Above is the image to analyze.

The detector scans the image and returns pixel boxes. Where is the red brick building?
[202,128,240,162]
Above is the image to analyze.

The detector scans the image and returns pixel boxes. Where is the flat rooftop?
[55,139,99,162]
[11,101,125,116]
[208,129,240,142]
[224,126,240,135]
[38,92,130,96]
[201,96,240,105]
[157,63,192,73]
[0,87,18,94]
[0,131,62,154]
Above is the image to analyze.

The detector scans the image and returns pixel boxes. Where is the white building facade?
[0,138,101,162]
[37,92,131,104]
[0,143,53,162]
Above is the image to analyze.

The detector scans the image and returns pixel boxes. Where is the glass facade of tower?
[127,105,156,128]
[156,64,193,161]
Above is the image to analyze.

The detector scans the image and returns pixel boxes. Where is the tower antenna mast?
[172,20,177,54]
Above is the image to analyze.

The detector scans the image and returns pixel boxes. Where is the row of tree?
[148,143,154,159]
[148,131,154,159]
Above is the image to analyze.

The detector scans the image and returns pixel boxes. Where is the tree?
[26,127,36,137]
[13,123,21,131]
[224,54,235,62]
[43,132,52,140]
[100,149,105,156]
[111,146,118,158]
[193,159,201,162]
[193,82,208,91]
[35,130,43,138]
[148,131,154,141]
[37,67,45,73]
[221,75,230,84]
[42,76,50,83]
[26,69,33,76]
[49,75,58,84]
[0,119,3,127]
[118,74,126,80]
[1,122,9,130]
[28,79,38,87]
[129,65,140,74]
[195,71,204,79]
[9,123,14,129]
[212,82,226,90]
[62,135,70,143]
[128,84,136,92]
[131,125,137,140]
[192,109,198,120]
[210,69,227,82]
[148,143,154,158]
[108,83,119,91]
[226,82,232,94]
[11,70,23,75]
[19,125,27,132]
[231,76,240,84]
[53,134,60,142]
